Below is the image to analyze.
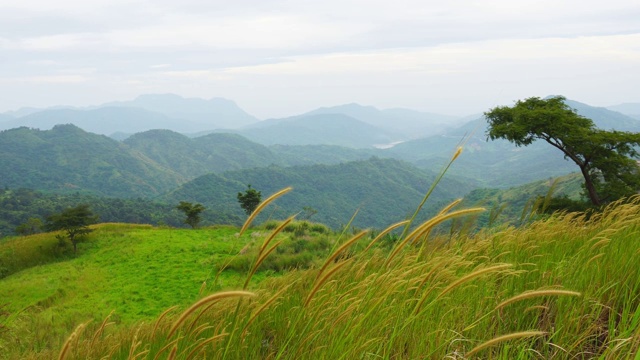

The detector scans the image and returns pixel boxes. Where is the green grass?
[3,195,640,359]
[0,224,261,355]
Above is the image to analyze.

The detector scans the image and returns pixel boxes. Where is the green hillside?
[124,130,280,178]
[165,157,477,229]
[0,125,185,197]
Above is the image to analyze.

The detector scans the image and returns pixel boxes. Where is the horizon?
[1,92,637,122]
[1,1,639,118]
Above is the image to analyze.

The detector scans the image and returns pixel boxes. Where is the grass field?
[1,194,640,359]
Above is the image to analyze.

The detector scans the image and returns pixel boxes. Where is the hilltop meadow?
[1,184,640,359]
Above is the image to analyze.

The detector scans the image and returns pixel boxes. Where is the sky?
[1,0,639,119]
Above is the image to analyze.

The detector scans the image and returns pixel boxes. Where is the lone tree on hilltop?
[237,184,262,215]
[485,96,640,206]
[46,204,98,253]
[176,201,206,229]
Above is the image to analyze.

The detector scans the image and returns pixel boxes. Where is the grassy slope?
[2,196,640,359]
[0,224,254,354]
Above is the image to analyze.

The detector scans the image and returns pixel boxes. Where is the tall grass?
[10,190,635,359]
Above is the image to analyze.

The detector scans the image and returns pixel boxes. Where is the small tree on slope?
[46,204,98,254]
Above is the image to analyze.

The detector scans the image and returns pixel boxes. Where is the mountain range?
[2,95,640,231]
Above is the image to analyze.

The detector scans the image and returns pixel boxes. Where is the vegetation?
[45,204,98,253]
[0,125,185,197]
[1,194,640,358]
[0,188,186,236]
[236,185,262,215]
[176,201,206,229]
[2,97,640,359]
[167,157,474,229]
[486,96,640,205]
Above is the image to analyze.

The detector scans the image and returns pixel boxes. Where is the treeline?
[0,188,234,237]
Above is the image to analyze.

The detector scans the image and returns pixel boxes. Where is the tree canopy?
[237,184,262,215]
[45,204,98,253]
[485,96,640,206]
[176,201,206,228]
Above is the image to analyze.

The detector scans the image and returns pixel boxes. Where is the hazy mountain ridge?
[101,94,258,129]
[0,94,258,136]
[2,95,639,208]
[0,107,195,135]
[234,113,398,148]
[606,102,640,118]
[301,103,461,138]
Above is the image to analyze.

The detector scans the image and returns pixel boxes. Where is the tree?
[237,184,262,215]
[176,201,206,228]
[15,217,43,236]
[485,96,640,206]
[45,204,98,253]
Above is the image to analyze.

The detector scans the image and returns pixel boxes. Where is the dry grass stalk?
[153,337,182,360]
[411,207,485,244]
[590,237,610,250]
[127,329,142,360]
[317,230,368,277]
[437,198,462,216]
[436,263,513,300]
[167,291,255,339]
[259,215,296,254]
[245,238,285,289]
[385,207,485,266]
[152,305,178,339]
[130,349,150,360]
[242,284,294,338]
[495,289,581,310]
[187,301,219,333]
[364,220,409,252]
[58,322,87,360]
[304,259,353,307]
[586,253,605,266]
[184,333,228,360]
[90,311,114,349]
[239,187,292,236]
[465,330,547,357]
[167,345,177,360]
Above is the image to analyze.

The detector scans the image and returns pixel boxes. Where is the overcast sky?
[1,0,639,118]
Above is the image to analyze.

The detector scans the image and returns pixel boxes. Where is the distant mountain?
[0,113,12,124]
[606,102,640,116]
[300,103,460,139]
[0,107,199,135]
[235,113,397,148]
[606,103,640,121]
[102,94,258,129]
[165,157,477,229]
[124,130,280,178]
[1,94,259,135]
[0,125,185,197]
[564,99,640,131]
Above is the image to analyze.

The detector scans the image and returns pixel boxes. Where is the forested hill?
[0,125,185,197]
[165,157,477,229]
[123,130,281,178]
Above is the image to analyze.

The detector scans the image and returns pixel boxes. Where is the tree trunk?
[580,166,601,206]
